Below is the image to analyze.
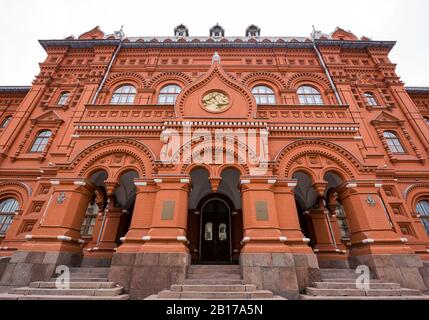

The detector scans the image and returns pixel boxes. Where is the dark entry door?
[201,200,231,262]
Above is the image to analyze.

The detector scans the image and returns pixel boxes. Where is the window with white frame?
[416,200,429,235]
[383,131,406,154]
[30,130,52,153]
[364,92,378,106]
[110,85,136,104]
[157,84,182,104]
[57,92,70,106]
[297,86,324,105]
[81,202,99,237]
[252,85,276,105]
[0,198,19,235]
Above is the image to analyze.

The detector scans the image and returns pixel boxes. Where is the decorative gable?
[176,52,256,119]
[30,111,64,125]
[78,26,105,40]
[331,27,358,41]
[371,111,404,126]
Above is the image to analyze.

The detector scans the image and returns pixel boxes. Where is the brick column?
[338,180,427,290]
[239,177,300,300]
[109,176,191,299]
[116,179,157,253]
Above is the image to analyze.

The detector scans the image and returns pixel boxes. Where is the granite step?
[10,286,124,296]
[158,290,275,300]
[313,282,402,290]
[171,284,256,292]
[69,267,111,273]
[188,266,241,274]
[51,278,108,282]
[187,273,242,280]
[29,282,116,289]
[183,279,244,285]
[0,294,129,300]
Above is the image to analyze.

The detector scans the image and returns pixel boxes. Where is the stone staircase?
[301,268,429,300]
[146,264,285,300]
[0,266,129,300]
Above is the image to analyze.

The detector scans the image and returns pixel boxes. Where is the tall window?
[81,202,99,236]
[30,130,52,153]
[424,117,429,126]
[252,85,276,105]
[383,131,405,154]
[1,116,12,128]
[57,92,70,105]
[297,86,324,105]
[335,202,350,240]
[364,92,378,106]
[110,85,136,104]
[0,198,19,235]
[158,85,181,104]
[416,200,429,235]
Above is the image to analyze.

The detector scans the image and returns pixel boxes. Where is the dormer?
[78,26,105,40]
[174,24,189,37]
[210,24,225,38]
[246,25,261,37]
[331,27,358,41]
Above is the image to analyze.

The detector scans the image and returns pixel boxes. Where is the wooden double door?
[200,199,231,262]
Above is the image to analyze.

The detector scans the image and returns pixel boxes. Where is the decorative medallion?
[201,91,230,113]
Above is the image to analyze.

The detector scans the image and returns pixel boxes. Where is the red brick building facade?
[0,25,429,299]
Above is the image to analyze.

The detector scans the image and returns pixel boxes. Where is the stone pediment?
[176,54,256,119]
[30,110,64,125]
[371,111,404,125]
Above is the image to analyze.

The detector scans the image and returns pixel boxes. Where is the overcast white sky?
[0,0,428,86]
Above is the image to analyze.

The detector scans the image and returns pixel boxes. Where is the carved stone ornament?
[201,91,230,113]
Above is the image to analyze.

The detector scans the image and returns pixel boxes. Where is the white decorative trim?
[416,214,421,218]
[134,182,147,186]
[74,181,86,186]
[302,238,311,243]
[142,236,151,241]
[154,179,163,184]
[78,239,86,244]
[347,183,358,188]
[374,183,383,188]
[180,178,190,184]
[232,211,238,216]
[353,136,363,140]
[268,179,277,184]
[177,236,187,242]
[362,239,375,244]
[50,180,60,185]
[25,235,33,240]
[242,237,251,243]
[241,179,251,185]
[426,250,429,253]
[313,249,320,253]
[335,249,341,252]
[303,211,310,216]
[287,182,297,187]
[120,237,126,242]
[70,134,80,138]
[400,238,408,243]
[341,250,347,254]
[57,235,72,242]
[279,236,288,242]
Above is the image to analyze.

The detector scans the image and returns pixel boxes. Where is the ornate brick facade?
[0,25,428,299]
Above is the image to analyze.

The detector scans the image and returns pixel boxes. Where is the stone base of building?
[317,257,350,269]
[292,253,321,292]
[0,250,82,292]
[240,253,302,300]
[420,261,429,292]
[108,252,190,299]
[349,254,428,291]
[81,257,112,267]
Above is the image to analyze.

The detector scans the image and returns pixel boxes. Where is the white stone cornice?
[50,180,60,185]
[57,235,72,241]
[374,183,383,188]
[134,182,147,186]
[177,236,188,242]
[279,236,288,242]
[240,179,251,185]
[74,181,86,186]
[142,236,151,241]
[267,179,277,184]
[346,183,358,188]
[154,179,163,184]
[302,238,311,243]
[287,182,298,187]
[180,178,190,184]
[362,239,375,244]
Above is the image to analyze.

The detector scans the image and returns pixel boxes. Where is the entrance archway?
[187,166,243,264]
[200,197,232,263]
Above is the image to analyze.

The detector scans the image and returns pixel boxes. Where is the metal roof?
[0,86,31,93]
[406,87,429,94]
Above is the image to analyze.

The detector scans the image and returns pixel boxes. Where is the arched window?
[30,130,52,153]
[110,85,136,104]
[364,92,378,106]
[416,200,429,235]
[158,84,182,104]
[1,116,12,128]
[252,85,276,104]
[0,198,19,234]
[383,131,405,154]
[297,86,324,105]
[57,92,70,105]
[81,202,99,236]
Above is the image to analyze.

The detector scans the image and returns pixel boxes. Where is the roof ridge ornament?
[212,51,221,64]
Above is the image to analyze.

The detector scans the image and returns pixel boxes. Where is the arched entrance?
[187,167,243,264]
[200,197,232,262]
